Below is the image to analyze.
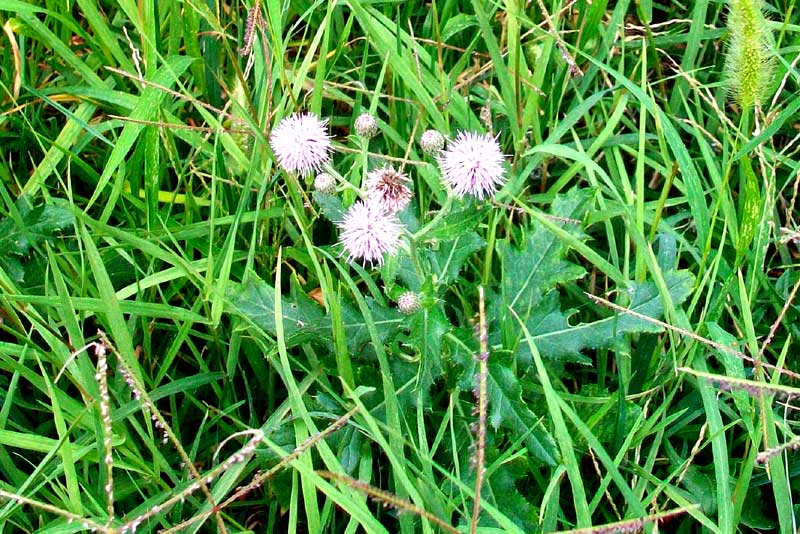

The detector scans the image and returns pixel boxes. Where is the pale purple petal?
[270,112,332,176]
[338,201,402,266]
[437,131,506,199]
[364,166,412,214]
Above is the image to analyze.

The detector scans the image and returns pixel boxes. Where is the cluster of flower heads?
[269,111,507,268]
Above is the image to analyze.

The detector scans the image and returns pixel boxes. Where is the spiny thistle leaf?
[520,270,695,364]
[227,273,401,352]
[0,197,74,282]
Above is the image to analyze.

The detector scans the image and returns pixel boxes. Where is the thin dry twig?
[160,405,359,533]
[471,286,489,534]
[105,66,246,126]
[532,0,583,77]
[584,292,800,381]
[318,471,460,534]
[107,115,252,135]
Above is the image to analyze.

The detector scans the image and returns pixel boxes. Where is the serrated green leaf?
[499,189,590,321]
[0,198,75,282]
[227,276,326,347]
[483,458,538,532]
[524,271,694,362]
[448,338,556,465]
[0,257,25,283]
[487,359,558,466]
[420,204,487,241]
[519,291,592,365]
[227,274,402,352]
[0,199,74,256]
[429,231,485,287]
[313,191,345,222]
[405,304,449,383]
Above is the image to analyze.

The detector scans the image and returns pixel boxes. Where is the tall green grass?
[0,0,799,532]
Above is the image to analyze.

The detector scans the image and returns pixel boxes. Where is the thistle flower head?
[365,165,413,214]
[338,201,403,266]
[354,113,379,139]
[269,112,332,176]
[420,129,445,155]
[314,172,336,194]
[437,131,506,199]
[397,291,421,314]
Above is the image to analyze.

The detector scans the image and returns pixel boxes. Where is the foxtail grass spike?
[724,0,775,110]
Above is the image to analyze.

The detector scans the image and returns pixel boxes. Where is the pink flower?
[338,201,402,266]
[437,131,506,199]
[364,165,413,214]
[269,112,332,176]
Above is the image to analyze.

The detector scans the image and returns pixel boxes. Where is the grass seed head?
[724,0,775,109]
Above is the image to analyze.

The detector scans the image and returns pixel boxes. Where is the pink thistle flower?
[269,112,332,176]
[364,165,413,214]
[437,131,506,199]
[338,201,403,266]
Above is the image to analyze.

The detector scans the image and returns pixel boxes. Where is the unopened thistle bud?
[314,172,336,194]
[354,113,379,139]
[420,129,445,155]
[397,291,421,314]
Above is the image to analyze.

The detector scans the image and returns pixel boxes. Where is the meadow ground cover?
[0,0,800,532]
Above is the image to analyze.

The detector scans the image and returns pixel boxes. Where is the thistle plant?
[11,2,800,531]
[314,172,336,194]
[723,0,775,110]
[419,129,445,155]
[364,165,413,214]
[354,112,379,139]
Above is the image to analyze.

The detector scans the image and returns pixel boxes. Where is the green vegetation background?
[0,0,799,532]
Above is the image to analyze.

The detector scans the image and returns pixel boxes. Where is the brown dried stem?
[159,405,358,533]
[471,286,489,534]
[317,471,459,534]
